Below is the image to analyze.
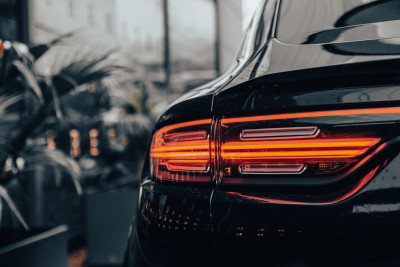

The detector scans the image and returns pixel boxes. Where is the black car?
[124,0,400,266]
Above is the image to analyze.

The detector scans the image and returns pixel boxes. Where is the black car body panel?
[125,0,400,266]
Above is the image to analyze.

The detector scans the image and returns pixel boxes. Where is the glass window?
[278,0,400,39]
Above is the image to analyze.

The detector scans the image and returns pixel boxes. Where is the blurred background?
[2,0,262,88]
[0,0,261,266]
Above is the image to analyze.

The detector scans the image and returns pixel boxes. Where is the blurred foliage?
[0,33,178,236]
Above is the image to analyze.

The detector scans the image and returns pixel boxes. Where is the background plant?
[0,34,175,238]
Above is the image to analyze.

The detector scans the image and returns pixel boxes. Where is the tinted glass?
[278,0,400,38]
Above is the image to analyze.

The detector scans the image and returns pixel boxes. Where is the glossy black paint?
[127,181,214,266]
[125,0,400,266]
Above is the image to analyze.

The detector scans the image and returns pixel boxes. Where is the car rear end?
[211,80,400,266]
[212,0,400,265]
[125,0,400,266]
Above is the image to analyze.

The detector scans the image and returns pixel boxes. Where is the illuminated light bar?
[221,106,400,125]
[222,149,369,159]
[241,127,319,139]
[151,140,209,153]
[222,138,379,150]
[221,138,380,159]
[165,160,209,172]
[163,130,207,143]
[150,141,209,158]
[151,151,209,159]
[239,163,305,174]
[150,119,212,183]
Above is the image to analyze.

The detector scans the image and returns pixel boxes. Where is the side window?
[335,0,400,27]
[278,0,400,40]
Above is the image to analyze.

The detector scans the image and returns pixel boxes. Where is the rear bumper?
[211,153,400,266]
[132,182,216,267]
[130,153,400,266]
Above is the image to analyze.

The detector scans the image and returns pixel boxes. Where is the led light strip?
[164,160,209,172]
[222,138,379,149]
[163,130,207,143]
[222,149,369,159]
[222,106,400,125]
[221,138,380,159]
[151,140,209,153]
[241,126,319,140]
[239,163,306,174]
[150,119,212,175]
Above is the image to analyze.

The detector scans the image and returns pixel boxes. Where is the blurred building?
[30,0,118,44]
[27,0,252,89]
[115,0,164,66]
[217,0,242,73]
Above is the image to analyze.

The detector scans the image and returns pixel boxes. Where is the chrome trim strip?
[241,126,319,140]
[239,163,306,175]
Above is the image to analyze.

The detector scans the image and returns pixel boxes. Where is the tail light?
[219,107,399,185]
[150,119,212,183]
[150,106,400,185]
[220,125,381,185]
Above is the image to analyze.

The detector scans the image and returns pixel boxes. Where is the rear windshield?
[277,0,400,39]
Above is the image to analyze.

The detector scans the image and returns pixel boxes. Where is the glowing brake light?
[219,107,390,183]
[149,106,398,184]
[221,138,380,159]
[221,132,380,176]
[150,119,212,183]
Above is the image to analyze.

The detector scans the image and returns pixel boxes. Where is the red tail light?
[218,107,399,185]
[150,106,400,184]
[150,119,212,183]
[220,126,381,181]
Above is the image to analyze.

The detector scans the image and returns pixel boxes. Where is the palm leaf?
[21,146,82,196]
[0,94,24,114]
[29,30,84,60]
[34,36,129,90]
[0,94,26,168]
[11,61,44,104]
[0,185,29,231]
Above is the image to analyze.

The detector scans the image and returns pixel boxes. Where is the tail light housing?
[150,106,400,186]
[219,124,381,185]
[218,107,400,186]
[150,119,212,183]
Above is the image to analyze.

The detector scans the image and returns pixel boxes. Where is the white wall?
[115,0,164,64]
[30,0,248,74]
[30,0,116,44]
[217,0,243,73]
